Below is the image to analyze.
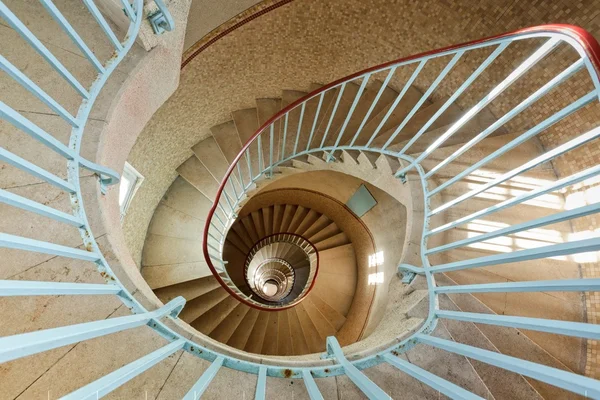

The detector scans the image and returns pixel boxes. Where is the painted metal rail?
[1,0,599,396]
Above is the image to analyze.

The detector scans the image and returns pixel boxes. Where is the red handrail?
[202,24,600,311]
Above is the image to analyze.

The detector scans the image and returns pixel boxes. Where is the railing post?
[326,337,389,399]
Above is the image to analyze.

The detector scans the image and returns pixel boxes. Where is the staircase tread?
[210,303,251,343]
[312,284,353,316]
[294,303,325,353]
[160,177,214,221]
[192,294,240,335]
[277,310,293,356]
[179,286,229,323]
[287,308,310,355]
[300,296,337,339]
[154,275,220,303]
[244,312,270,353]
[176,155,220,200]
[227,308,261,350]
[261,312,280,354]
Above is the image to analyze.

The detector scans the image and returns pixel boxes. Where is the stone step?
[307,291,347,330]
[287,307,310,355]
[142,260,212,289]
[244,311,270,353]
[313,231,349,251]
[209,302,251,344]
[279,204,298,232]
[294,302,327,353]
[261,312,280,354]
[251,209,266,238]
[276,309,293,356]
[154,275,221,303]
[191,294,240,335]
[142,234,204,268]
[160,176,215,221]
[232,108,261,178]
[312,282,353,317]
[227,307,261,350]
[302,214,331,238]
[435,273,572,399]
[288,205,309,233]
[179,286,230,323]
[192,135,242,195]
[177,155,220,200]
[300,296,337,342]
[308,220,341,244]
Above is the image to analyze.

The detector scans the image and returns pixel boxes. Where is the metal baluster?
[302,370,324,400]
[434,278,600,294]
[431,237,600,274]
[397,38,560,171]
[0,297,185,363]
[431,124,600,215]
[183,356,225,399]
[62,340,186,399]
[384,354,483,399]
[0,280,122,296]
[424,58,585,179]
[306,92,325,151]
[427,201,600,255]
[39,0,105,73]
[386,42,510,153]
[0,233,100,262]
[320,83,346,149]
[428,91,596,198]
[331,74,371,155]
[382,51,465,153]
[326,337,389,399]
[0,56,79,126]
[416,334,600,398]
[0,189,83,227]
[436,310,600,339]
[428,162,600,236]
[82,0,124,51]
[255,366,267,400]
[365,60,426,147]
[0,2,89,98]
[269,124,274,177]
[258,135,264,174]
[349,67,397,146]
[293,103,306,155]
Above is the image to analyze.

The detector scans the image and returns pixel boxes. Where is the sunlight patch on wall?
[569,229,600,263]
[465,170,563,209]
[368,272,384,285]
[368,251,384,268]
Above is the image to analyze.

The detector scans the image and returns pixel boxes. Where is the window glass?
[119,162,144,221]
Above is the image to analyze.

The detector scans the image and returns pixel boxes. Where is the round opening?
[262,280,279,296]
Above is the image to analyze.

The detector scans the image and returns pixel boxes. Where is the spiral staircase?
[2,0,600,399]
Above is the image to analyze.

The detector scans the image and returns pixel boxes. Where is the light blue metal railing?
[1,1,600,396]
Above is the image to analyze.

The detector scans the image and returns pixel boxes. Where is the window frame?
[119,162,144,222]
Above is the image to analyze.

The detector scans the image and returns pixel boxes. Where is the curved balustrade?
[201,24,600,396]
[2,5,600,397]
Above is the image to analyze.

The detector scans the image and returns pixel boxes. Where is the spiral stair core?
[140,70,591,397]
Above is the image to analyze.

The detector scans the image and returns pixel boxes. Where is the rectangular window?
[119,162,144,222]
